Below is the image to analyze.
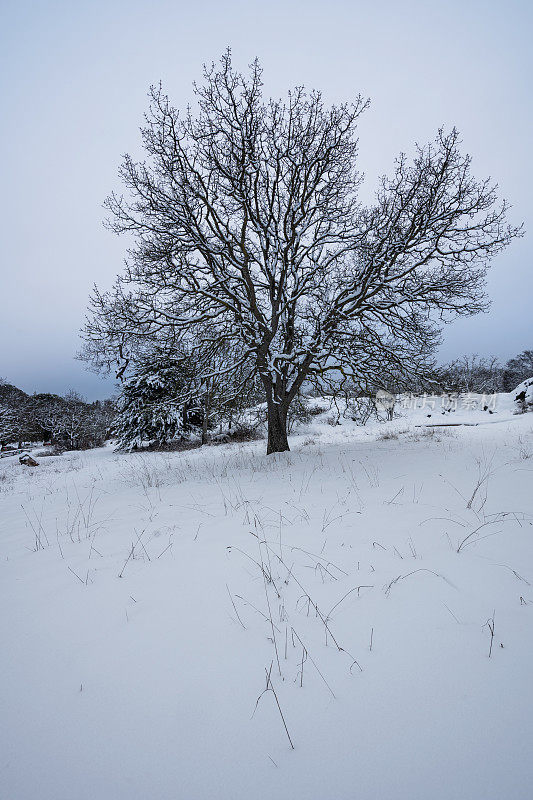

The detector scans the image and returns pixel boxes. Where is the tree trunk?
[266,402,290,454]
[201,380,210,445]
[201,413,208,445]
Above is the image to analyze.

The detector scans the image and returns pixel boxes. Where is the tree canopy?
[82,52,522,453]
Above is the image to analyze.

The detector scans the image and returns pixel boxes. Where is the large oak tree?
[83,52,521,453]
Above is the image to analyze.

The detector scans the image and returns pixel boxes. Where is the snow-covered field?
[1,398,533,800]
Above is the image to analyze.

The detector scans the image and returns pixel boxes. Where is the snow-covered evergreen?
[114,354,194,450]
[0,403,19,446]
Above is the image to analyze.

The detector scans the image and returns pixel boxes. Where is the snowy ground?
[1,397,533,800]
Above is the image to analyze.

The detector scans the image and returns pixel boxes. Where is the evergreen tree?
[114,353,193,450]
[0,404,19,447]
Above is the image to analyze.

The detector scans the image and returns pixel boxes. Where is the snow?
[1,397,532,799]
[513,377,533,412]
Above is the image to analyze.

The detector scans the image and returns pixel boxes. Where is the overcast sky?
[1,0,531,400]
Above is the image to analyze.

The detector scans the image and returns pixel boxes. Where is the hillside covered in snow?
[1,396,532,799]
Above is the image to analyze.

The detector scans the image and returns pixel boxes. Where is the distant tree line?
[430,350,533,395]
[0,380,115,450]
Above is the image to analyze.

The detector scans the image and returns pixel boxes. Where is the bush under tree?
[113,352,196,450]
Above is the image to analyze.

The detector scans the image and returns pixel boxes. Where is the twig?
[443,603,461,624]
[485,611,496,658]
[118,528,147,578]
[456,520,500,553]
[226,583,246,629]
[253,663,295,750]
[384,568,449,596]
[68,566,86,585]
[290,627,336,698]
[157,542,173,559]
[261,554,282,676]
[327,586,374,618]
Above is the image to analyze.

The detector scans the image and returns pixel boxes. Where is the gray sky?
[1,0,531,400]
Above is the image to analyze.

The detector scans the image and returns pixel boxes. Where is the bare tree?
[502,349,533,391]
[82,52,521,453]
[436,354,503,394]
